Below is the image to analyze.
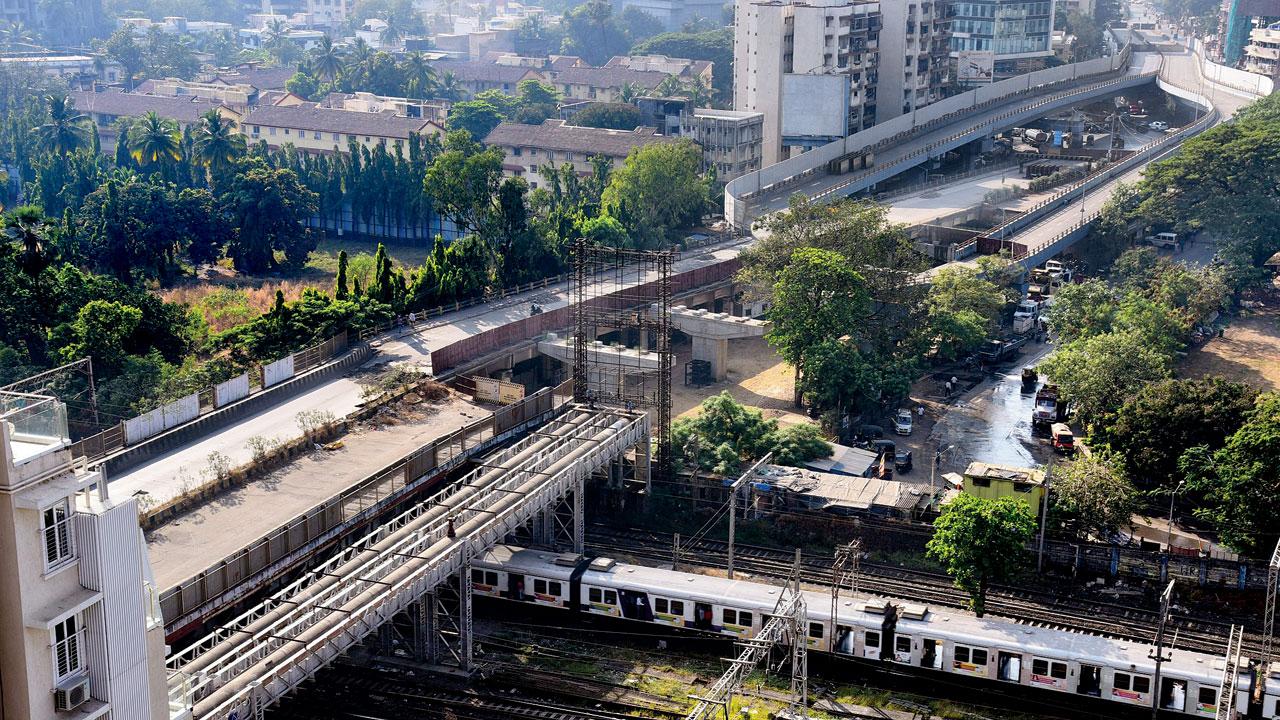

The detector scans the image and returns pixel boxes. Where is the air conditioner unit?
[54,675,90,712]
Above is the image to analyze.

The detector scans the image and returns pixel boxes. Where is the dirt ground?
[670,335,812,427]
[1180,304,1280,392]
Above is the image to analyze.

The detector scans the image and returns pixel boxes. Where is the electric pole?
[728,453,772,579]
[1150,580,1175,720]
[830,540,861,652]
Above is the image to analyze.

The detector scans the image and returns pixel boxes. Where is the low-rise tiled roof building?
[482,119,680,188]
[238,102,443,155]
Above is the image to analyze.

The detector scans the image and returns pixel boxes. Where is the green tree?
[310,34,345,83]
[1105,378,1258,491]
[630,29,733,98]
[335,249,350,299]
[102,28,145,89]
[1051,454,1139,539]
[618,6,664,42]
[5,205,51,278]
[1038,331,1173,428]
[560,0,631,65]
[35,94,90,156]
[925,266,1005,360]
[671,391,830,473]
[59,299,143,372]
[1182,393,1280,556]
[571,102,644,130]
[766,247,869,405]
[424,130,504,235]
[797,338,914,417]
[128,111,182,169]
[601,141,706,248]
[191,109,247,178]
[1043,278,1115,342]
[445,99,504,140]
[221,162,319,273]
[926,494,1036,617]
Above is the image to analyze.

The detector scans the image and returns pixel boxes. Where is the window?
[722,608,737,625]
[513,147,522,156]
[333,133,341,141]
[269,127,277,136]
[970,476,991,487]
[347,134,357,142]
[1199,687,1217,707]
[534,579,547,594]
[1114,672,1150,693]
[865,630,880,648]
[655,598,668,614]
[739,612,752,627]
[549,582,561,595]
[52,615,82,681]
[42,500,73,569]
[284,128,290,135]
[313,131,322,139]
[895,636,912,654]
[954,645,988,665]
[589,587,601,603]
[472,569,483,582]
[485,571,498,585]
[1134,676,1151,694]
[253,125,261,134]
[1031,659,1067,678]
[603,590,616,605]
[809,622,824,639]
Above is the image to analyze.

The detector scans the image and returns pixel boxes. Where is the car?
[1149,120,1170,131]
[894,449,913,474]
[893,410,913,435]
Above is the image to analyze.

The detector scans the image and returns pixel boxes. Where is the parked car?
[1149,120,1170,131]
[895,450,913,474]
[893,410,914,435]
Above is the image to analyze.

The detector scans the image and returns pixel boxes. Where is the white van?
[1149,232,1179,249]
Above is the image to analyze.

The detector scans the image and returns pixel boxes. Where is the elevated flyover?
[725,46,1150,229]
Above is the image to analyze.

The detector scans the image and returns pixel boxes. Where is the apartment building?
[877,0,951,121]
[734,0,883,165]
[680,107,765,181]
[68,89,224,152]
[1244,21,1280,77]
[0,391,170,720]
[0,55,123,87]
[612,0,727,30]
[949,0,1057,84]
[483,119,680,188]
[1219,0,1280,64]
[320,91,451,125]
[238,103,443,156]
[434,58,546,96]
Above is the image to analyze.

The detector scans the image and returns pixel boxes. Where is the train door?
[863,630,881,660]
[692,602,714,630]
[894,635,913,663]
[1160,678,1187,713]
[1077,664,1102,697]
[920,639,942,669]
[618,589,654,621]
[507,573,526,600]
[997,651,1022,682]
[833,624,854,655]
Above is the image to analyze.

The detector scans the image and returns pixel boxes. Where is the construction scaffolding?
[570,240,674,483]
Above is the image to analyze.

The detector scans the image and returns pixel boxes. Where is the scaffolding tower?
[570,240,674,483]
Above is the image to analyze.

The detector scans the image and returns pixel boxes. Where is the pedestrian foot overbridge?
[725,44,1150,230]
[166,406,649,720]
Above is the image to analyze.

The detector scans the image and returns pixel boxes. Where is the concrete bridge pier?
[663,305,769,382]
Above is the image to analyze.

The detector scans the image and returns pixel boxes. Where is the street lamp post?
[1166,479,1186,552]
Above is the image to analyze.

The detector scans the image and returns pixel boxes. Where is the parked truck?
[1033,384,1067,428]
[978,334,1030,364]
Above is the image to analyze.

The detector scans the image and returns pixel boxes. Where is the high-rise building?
[734,0,882,166]
[949,0,1056,84]
[877,0,952,121]
[0,391,171,720]
[0,0,105,44]
[1219,0,1280,65]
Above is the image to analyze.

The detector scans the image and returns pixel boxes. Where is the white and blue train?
[472,545,1280,719]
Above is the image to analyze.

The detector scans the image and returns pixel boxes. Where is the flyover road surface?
[109,237,748,509]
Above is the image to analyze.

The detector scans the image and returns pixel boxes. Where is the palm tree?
[402,52,437,96]
[36,95,90,155]
[349,37,373,67]
[311,35,344,83]
[618,81,637,104]
[5,205,50,277]
[436,71,463,101]
[128,111,181,168]
[654,74,683,97]
[683,76,716,108]
[192,109,247,176]
[0,21,36,51]
[378,13,404,47]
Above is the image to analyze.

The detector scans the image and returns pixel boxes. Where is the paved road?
[114,237,750,510]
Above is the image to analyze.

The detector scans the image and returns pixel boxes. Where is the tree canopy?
[601,141,708,248]
[1051,454,1139,540]
[926,494,1037,617]
[672,392,831,474]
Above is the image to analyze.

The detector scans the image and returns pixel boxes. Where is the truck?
[1021,367,1038,393]
[978,334,1030,364]
[1013,298,1044,335]
[1033,384,1067,428]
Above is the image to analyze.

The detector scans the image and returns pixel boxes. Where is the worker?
[446,517,456,539]
[945,380,953,396]
[916,405,925,418]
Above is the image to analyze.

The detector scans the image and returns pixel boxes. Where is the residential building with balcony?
[680,107,765,182]
[482,119,681,188]
[1243,21,1280,78]
[0,391,170,720]
[733,0,882,166]
[877,0,951,121]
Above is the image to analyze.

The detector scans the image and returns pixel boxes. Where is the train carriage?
[473,546,1271,718]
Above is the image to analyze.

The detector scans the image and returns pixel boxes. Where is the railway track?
[270,663,681,720]
[585,525,1263,658]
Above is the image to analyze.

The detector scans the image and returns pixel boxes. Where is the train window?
[1115,674,1130,691]
[485,571,498,585]
[809,623,824,639]
[865,631,880,648]
[1033,659,1068,679]
[895,637,911,654]
[534,579,547,594]
[472,569,484,582]
[671,601,684,615]
[603,590,617,605]
[549,582,562,595]
[655,598,668,614]
[1032,659,1048,676]
[740,612,753,627]
[1051,662,1067,679]
[724,609,747,626]
[1133,676,1151,694]
[1115,672,1149,693]
[972,649,988,665]
[589,588,602,603]
[1199,687,1217,706]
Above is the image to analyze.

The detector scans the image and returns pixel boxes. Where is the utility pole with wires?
[1258,538,1280,704]
[1150,580,1176,720]
[829,540,861,653]
[727,453,772,579]
[787,548,809,720]
[1036,457,1054,573]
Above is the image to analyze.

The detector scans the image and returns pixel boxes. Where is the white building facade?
[876,0,951,121]
[733,0,882,166]
[0,392,172,720]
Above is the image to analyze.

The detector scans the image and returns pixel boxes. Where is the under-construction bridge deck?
[166,406,649,720]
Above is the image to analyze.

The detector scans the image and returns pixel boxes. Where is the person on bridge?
[447,517,456,539]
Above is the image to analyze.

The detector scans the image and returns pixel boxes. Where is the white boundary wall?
[262,356,296,389]
[1186,37,1274,97]
[124,393,199,444]
[214,374,251,408]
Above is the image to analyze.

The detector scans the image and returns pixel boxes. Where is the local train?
[472,545,1280,719]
